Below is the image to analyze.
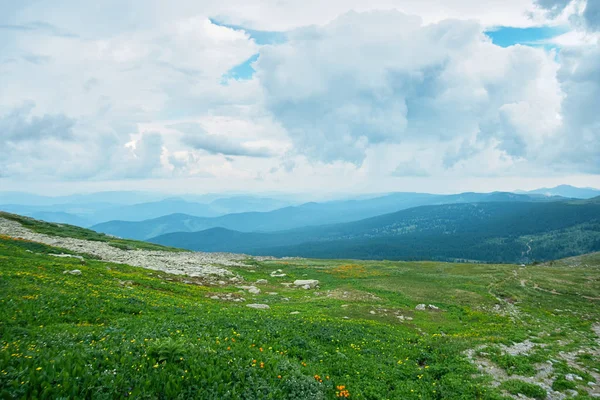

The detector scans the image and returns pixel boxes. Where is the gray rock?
[294,279,319,289]
[270,269,287,277]
[247,304,270,310]
[369,310,376,315]
[415,304,427,310]
[428,304,440,310]
[63,269,82,276]
[50,253,84,261]
[256,279,268,284]
[290,311,301,315]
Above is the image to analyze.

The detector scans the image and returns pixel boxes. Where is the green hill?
[0,215,599,399]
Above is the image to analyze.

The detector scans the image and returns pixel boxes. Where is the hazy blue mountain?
[96,191,568,240]
[208,196,296,214]
[519,185,600,199]
[0,191,166,206]
[149,198,600,263]
[27,211,93,227]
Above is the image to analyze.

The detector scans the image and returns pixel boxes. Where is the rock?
[342,316,349,319]
[415,304,427,310]
[566,374,582,381]
[210,295,220,300]
[247,304,270,310]
[218,281,226,285]
[256,279,268,284]
[428,304,439,310]
[270,269,286,277]
[267,292,278,295]
[281,283,293,287]
[293,279,319,289]
[63,269,82,276]
[405,317,413,321]
[290,311,301,315]
[397,315,405,320]
[341,304,349,308]
[50,253,84,261]
[238,285,261,294]
[369,310,376,315]
[302,285,311,289]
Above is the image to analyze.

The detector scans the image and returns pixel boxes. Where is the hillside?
[0,213,599,398]
[150,198,600,263]
[93,191,564,240]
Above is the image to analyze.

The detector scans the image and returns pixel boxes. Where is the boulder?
[247,304,270,310]
[63,269,82,276]
[427,304,439,311]
[415,304,426,310]
[238,285,261,294]
[270,269,286,277]
[256,279,268,285]
[293,279,319,289]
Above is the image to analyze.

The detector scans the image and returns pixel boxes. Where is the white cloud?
[0,1,599,193]
[256,10,564,174]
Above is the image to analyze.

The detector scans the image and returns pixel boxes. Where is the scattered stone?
[397,315,405,320]
[238,285,261,294]
[341,304,349,308]
[270,269,286,277]
[50,253,84,261]
[218,281,226,285]
[247,304,270,310]
[256,279,268,285]
[63,269,82,276]
[210,295,220,300]
[290,311,300,315]
[281,283,293,288]
[566,373,583,382]
[267,292,278,295]
[369,310,376,315]
[182,280,192,284]
[428,304,439,310]
[294,279,319,289]
[342,316,350,319]
[415,304,427,311]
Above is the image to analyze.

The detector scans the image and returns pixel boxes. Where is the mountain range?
[92,191,566,240]
[149,197,600,263]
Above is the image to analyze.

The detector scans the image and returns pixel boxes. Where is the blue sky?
[0,0,599,195]
[485,25,568,47]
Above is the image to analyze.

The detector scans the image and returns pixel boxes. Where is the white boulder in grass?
[293,279,319,289]
[247,304,270,310]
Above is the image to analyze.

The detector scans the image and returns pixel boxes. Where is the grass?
[1,225,599,398]
[499,380,547,399]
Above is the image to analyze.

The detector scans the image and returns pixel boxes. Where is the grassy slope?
[1,228,599,399]
[0,212,183,252]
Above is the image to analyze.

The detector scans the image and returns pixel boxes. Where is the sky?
[0,0,599,195]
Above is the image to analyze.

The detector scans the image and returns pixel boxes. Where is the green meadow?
[1,232,599,399]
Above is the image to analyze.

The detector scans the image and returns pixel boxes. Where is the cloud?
[391,161,430,177]
[256,11,563,169]
[0,102,75,143]
[583,0,600,31]
[176,123,274,157]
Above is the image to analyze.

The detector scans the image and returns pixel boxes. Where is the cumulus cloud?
[0,102,75,143]
[176,122,274,157]
[256,10,563,170]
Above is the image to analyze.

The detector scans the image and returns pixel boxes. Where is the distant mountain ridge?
[92,191,566,240]
[517,184,600,199]
[149,197,600,264]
